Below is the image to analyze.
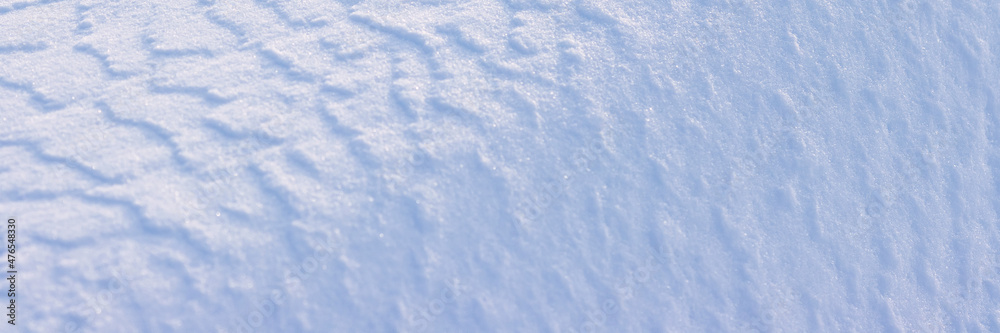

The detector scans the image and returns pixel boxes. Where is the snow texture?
[2,0,1000,332]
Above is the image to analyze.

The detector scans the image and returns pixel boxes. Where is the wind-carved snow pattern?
[1,0,1000,332]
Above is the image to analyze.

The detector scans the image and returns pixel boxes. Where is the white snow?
[2,0,1000,332]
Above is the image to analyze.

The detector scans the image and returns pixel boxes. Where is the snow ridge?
[1,0,999,332]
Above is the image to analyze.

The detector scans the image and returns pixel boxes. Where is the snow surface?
[2,0,1000,332]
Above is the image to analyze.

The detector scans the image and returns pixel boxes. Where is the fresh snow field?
[2,0,1000,332]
